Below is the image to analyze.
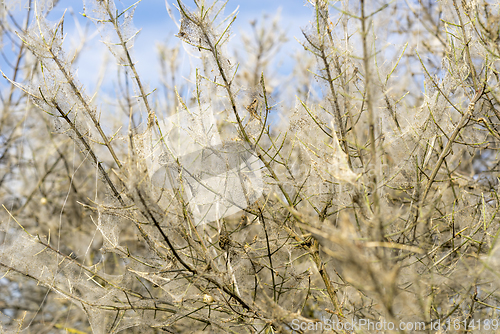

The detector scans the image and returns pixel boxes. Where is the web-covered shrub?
[1,0,500,333]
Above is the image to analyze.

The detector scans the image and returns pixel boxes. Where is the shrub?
[1,0,500,333]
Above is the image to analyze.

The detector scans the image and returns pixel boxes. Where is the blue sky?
[1,0,313,99]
